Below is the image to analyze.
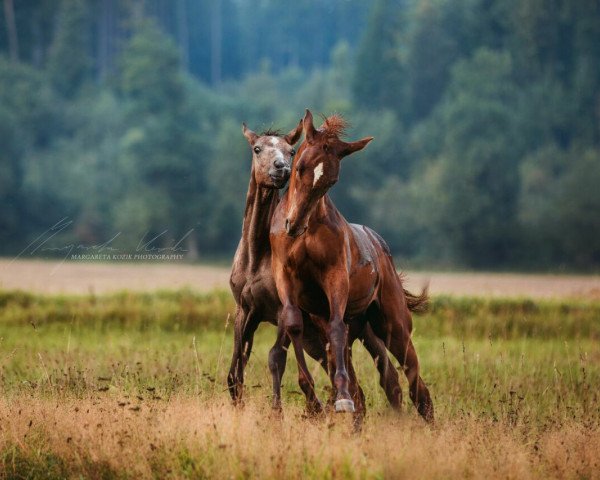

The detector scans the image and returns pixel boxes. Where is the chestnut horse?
[227,120,403,415]
[270,110,434,421]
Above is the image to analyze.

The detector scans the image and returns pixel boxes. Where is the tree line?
[0,0,599,269]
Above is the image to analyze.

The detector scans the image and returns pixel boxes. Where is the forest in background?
[0,0,599,269]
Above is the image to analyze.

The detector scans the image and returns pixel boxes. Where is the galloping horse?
[270,110,434,421]
[227,120,403,415]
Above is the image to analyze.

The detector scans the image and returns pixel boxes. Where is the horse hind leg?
[270,317,333,414]
[378,295,434,422]
[302,316,335,406]
[388,326,434,422]
[283,304,323,415]
[398,336,434,422]
[360,318,402,411]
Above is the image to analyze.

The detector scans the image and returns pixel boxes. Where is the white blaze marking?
[313,162,324,186]
[269,137,286,165]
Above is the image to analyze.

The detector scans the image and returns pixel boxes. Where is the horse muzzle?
[269,168,290,188]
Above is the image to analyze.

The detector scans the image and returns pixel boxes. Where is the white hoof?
[334,399,355,413]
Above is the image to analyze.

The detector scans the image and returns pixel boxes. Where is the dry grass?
[0,259,231,295]
[1,259,600,298]
[1,397,598,479]
[0,288,598,478]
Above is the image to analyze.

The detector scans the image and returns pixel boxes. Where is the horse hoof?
[334,399,355,413]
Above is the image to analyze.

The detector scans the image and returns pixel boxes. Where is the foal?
[270,110,434,421]
[228,121,402,414]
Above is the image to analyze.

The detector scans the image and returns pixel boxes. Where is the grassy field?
[0,289,599,479]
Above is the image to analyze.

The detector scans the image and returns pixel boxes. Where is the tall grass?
[1,288,598,338]
[0,289,598,478]
[1,397,598,479]
[0,289,233,331]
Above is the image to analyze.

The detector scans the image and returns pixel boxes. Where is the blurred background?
[0,0,598,270]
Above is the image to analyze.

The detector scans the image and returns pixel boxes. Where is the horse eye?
[253,146,261,154]
[290,149,296,156]
[323,144,329,152]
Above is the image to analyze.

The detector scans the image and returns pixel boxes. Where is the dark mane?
[260,128,282,137]
[319,114,348,138]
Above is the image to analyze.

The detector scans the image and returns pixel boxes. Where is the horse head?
[285,109,373,237]
[242,119,303,189]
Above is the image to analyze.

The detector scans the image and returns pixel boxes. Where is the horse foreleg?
[329,315,354,412]
[268,322,290,411]
[227,307,259,405]
[346,343,366,430]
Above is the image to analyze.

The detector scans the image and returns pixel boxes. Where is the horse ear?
[303,109,316,142]
[242,123,258,145]
[283,118,303,145]
[340,137,374,158]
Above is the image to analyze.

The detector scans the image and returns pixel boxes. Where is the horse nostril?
[285,219,290,233]
[274,159,285,169]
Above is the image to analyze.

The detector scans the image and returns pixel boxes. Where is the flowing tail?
[404,286,429,314]
[399,273,429,314]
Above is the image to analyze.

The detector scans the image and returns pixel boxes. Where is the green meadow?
[0,289,598,478]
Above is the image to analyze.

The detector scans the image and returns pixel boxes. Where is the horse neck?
[316,194,342,223]
[239,167,278,272]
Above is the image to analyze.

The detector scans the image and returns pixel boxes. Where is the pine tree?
[47,0,93,98]
[421,48,522,266]
[116,18,206,252]
[352,0,405,113]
